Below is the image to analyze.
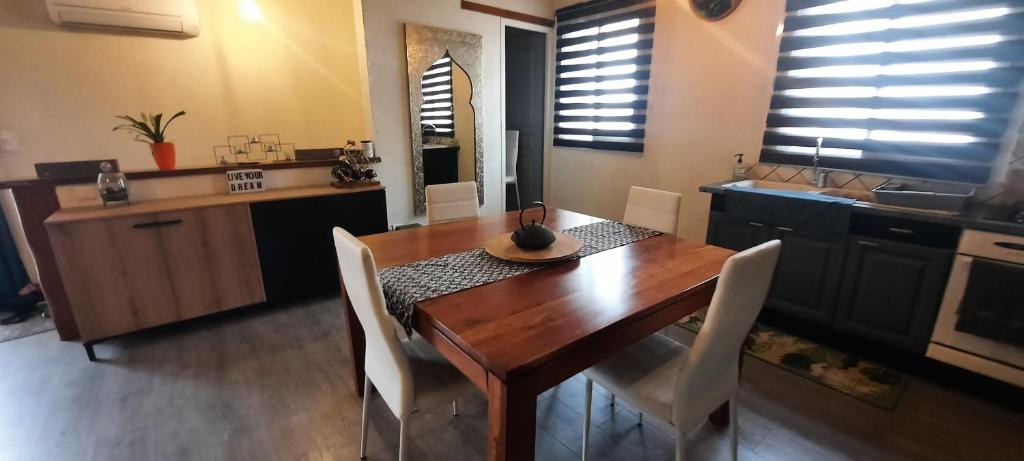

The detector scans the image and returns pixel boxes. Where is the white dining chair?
[581,240,782,461]
[505,130,521,210]
[623,186,683,235]
[425,181,480,224]
[333,227,477,461]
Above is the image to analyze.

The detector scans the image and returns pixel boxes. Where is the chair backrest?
[622,186,682,235]
[426,181,480,224]
[672,240,781,430]
[333,227,414,419]
[506,130,520,180]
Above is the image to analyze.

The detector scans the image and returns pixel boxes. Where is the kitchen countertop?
[700,180,1024,237]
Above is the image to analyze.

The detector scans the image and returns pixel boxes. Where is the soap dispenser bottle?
[732,153,749,180]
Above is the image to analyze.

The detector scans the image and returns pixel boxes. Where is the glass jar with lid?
[97,161,130,207]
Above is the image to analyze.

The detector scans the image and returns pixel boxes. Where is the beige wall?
[548,0,786,241]
[0,0,373,282]
[0,0,371,179]
[452,63,477,182]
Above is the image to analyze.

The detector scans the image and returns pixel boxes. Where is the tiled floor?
[0,296,1021,460]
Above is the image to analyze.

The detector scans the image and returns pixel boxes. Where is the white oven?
[927,229,1024,387]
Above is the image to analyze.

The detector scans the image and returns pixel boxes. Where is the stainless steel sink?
[723,179,878,203]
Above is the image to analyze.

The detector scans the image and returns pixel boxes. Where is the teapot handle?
[519,201,547,228]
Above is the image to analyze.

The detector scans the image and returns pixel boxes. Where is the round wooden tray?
[484,231,583,263]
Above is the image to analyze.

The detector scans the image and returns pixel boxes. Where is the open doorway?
[504,26,547,211]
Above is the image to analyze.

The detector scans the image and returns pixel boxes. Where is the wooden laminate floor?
[1,296,1021,460]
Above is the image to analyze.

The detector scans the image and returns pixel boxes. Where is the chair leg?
[610,394,616,407]
[582,378,593,461]
[399,418,409,461]
[360,376,373,459]
[729,397,738,461]
[638,412,644,426]
[676,430,686,461]
[452,400,458,417]
[514,182,522,210]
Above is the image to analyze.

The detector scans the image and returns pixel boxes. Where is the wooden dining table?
[342,209,734,460]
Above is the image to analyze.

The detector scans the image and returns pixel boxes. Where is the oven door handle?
[994,241,1024,251]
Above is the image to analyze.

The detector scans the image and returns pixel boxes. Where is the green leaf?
[152,113,164,142]
[780,352,814,370]
[159,111,186,140]
[859,366,902,385]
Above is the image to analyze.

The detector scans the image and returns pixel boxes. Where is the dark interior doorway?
[504,26,547,211]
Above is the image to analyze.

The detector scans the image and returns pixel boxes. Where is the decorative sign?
[227,169,266,194]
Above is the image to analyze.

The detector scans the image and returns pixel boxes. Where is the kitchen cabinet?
[423,146,459,186]
[707,212,845,325]
[251,188,388,303]
[765,228,846,325]
[706,211,771,251]
[48,204,265,342]
[46,185,388,360]
[834,236,953,353]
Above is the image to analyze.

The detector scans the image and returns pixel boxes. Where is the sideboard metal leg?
[84,342,96,362]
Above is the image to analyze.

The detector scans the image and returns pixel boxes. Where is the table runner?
[379,220,660,334]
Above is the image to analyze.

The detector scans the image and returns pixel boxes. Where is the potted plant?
[113,111,186,170]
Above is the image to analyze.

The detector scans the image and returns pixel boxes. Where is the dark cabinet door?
[423,147,459,186]
[765,229,846,325]
[835,236,952,353]
[251,190,388,303]
[706,211,771,251]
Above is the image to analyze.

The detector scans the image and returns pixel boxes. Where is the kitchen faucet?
[812,136,829,188]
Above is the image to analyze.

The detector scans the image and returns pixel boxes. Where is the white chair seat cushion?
[584,333,689,425]
[402,335,477,413]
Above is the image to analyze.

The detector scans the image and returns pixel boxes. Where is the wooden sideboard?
[44,185,388,359]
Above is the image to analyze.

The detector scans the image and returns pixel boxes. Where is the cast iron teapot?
[511,202,556,250]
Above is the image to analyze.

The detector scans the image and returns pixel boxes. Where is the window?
[421,53,455,138]
[554,0,656,152]
[762,0,1024,184]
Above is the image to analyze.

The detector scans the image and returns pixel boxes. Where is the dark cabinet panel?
[423,147,459,186]
[251,190,388,303]
[835,236,952,353]
[706,212,771,251]
[766,229,846,324]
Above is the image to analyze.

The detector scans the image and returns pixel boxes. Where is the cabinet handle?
[749,222,765,227]
[995,241,1024,251]
[133,219,183,229]
[777,226,794,232]
[857,240,881,247]
[888,227,915,235]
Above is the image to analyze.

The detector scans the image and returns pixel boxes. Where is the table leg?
[487,374,536,461]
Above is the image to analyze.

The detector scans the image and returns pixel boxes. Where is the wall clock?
[691,0,742,21]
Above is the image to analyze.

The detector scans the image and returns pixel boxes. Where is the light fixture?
[240,0,264,23]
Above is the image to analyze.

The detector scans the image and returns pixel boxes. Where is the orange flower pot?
[150,142,177,170]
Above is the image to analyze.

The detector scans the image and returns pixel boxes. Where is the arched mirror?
[406,24,484,215]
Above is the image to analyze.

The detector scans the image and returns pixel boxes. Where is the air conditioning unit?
[45,0,200,37]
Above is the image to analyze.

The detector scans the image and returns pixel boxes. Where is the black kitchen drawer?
[849,213,960,249]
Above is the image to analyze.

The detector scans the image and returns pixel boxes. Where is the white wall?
[548,0,786,241]
[362,0,536,225]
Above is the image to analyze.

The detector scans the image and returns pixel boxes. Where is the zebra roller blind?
[421,53,455,138]
[554,0,656,153]
[762,0,1024,184]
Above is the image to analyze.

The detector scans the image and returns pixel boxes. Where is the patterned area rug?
[680,312,908,410]
[0,305,54,344]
